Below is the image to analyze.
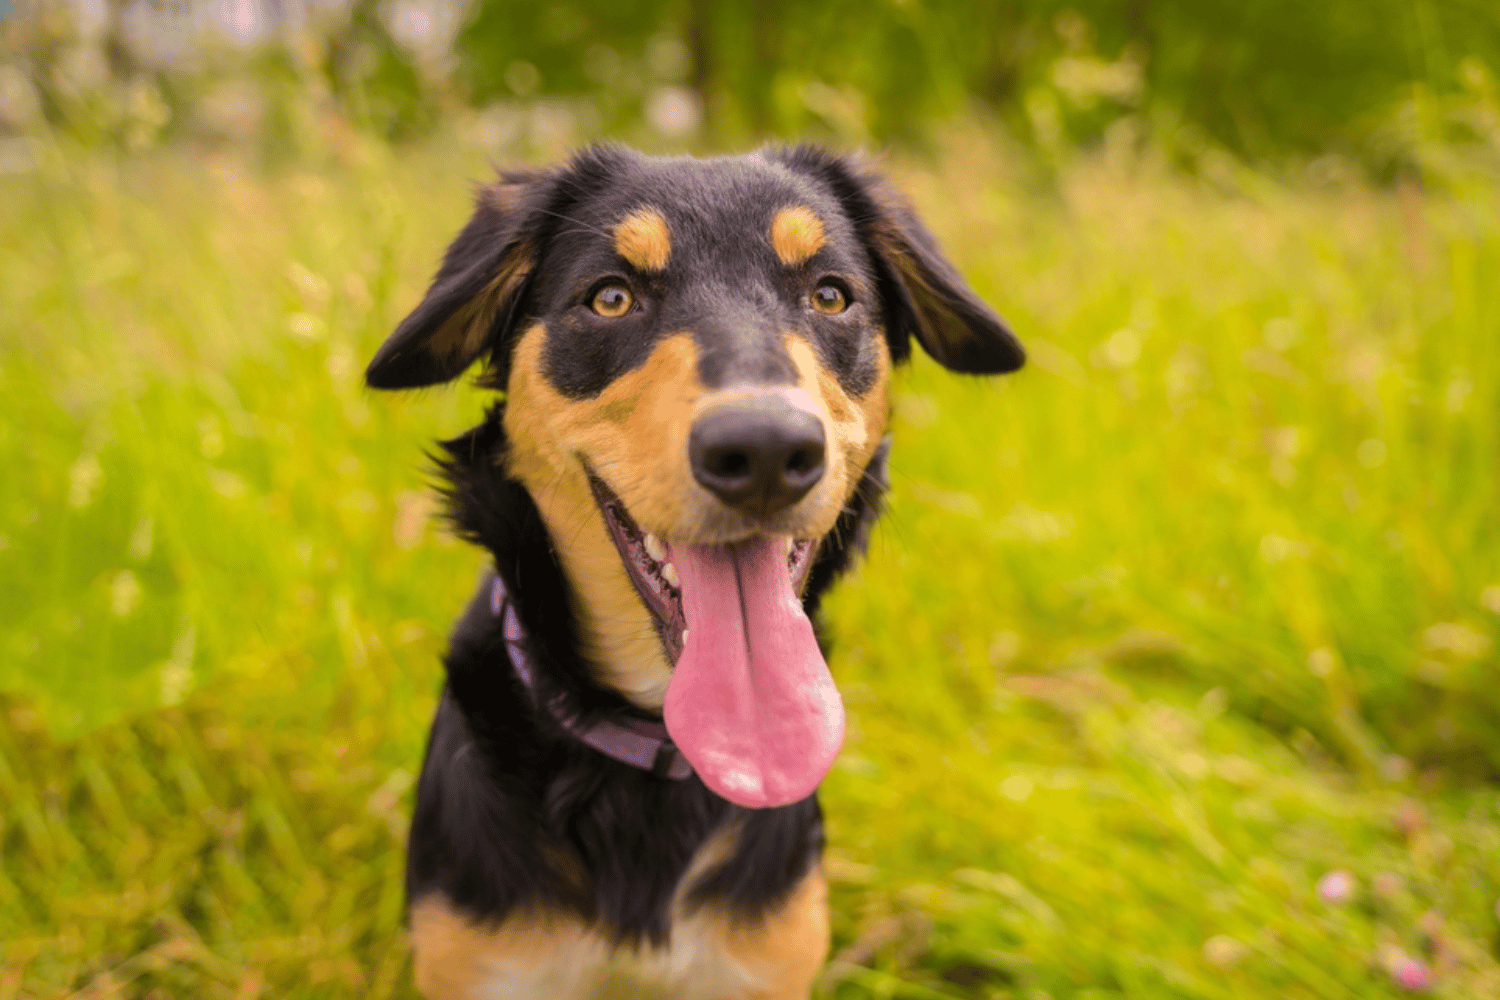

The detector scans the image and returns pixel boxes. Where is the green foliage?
[4,129,1500,997]
[458,0,669,100]
[325,0,446,140]
[874,138,1500,776]
[5,1,1499,167]
[0,693,418,998]
[0,138,489,736]
[1056,0,1500,159]
[453,0,1500,153]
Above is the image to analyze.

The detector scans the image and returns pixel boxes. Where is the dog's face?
[368,145,1022,807]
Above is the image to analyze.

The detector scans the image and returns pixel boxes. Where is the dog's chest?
[409,862,829,1000]
[423,914,757,1000]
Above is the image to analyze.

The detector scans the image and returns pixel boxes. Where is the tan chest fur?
[409,863,829,1000]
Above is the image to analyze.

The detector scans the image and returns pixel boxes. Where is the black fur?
[368,144,1021,950]
[410,406,885,945]
[365,144,1023,394]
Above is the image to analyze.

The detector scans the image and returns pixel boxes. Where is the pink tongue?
[663,538,844,808]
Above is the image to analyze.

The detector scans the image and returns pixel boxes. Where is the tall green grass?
[2,130,1498,998]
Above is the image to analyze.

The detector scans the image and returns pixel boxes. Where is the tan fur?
[867,208,972,362]
[503,326,704,707]
[410,901,602,1000]
[501,323,891,710]
[614,208,672,273]
[783,335,890,499]
[427,245,533,365]
[484,180,527,215]
[770,207,826,266]
[409,835,830,1000]
[707,868,830,999]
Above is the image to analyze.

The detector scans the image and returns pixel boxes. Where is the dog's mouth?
[587,473,841,809]
[587,474,817,665]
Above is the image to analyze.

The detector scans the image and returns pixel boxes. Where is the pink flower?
[1392,957,1432,992]
[1395,799,1425,837]
[1317,869,1355,905]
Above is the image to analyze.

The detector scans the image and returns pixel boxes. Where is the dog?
[365,144,1024,999]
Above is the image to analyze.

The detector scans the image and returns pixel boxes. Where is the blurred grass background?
[3,2,1500,998]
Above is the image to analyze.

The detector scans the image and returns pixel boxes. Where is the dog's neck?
[437,405,892,723]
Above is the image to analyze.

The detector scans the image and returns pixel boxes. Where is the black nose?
[689,401,826,517]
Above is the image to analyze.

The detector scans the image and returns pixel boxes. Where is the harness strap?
[489,573,693,781]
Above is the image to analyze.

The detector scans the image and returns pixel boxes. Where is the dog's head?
[368,145,1022,807]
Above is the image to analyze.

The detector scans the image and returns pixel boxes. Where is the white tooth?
[643,533,665,563]
[681,629,689,645]
[662,562,680,588]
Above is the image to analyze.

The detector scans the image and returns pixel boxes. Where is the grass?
[2,125,1498,998]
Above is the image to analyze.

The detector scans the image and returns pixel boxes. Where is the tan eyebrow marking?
[771,205,826,265]
[613,207,672,273]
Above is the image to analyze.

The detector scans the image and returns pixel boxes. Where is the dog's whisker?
[533,206,610,237]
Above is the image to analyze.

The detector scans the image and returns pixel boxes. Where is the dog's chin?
[587,473,819,668]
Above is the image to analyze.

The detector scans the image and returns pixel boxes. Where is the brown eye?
[591,284,634,317]
[811,283,847,315]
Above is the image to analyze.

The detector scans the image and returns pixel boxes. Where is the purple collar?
[490,573,693,780]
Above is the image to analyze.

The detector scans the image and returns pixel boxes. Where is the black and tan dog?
[366,144,1024,999]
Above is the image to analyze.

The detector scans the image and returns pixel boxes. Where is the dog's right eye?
[591,284,635,318]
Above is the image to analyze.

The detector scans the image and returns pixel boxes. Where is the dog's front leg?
[671,866,831,1000]
[409,898,607,1000]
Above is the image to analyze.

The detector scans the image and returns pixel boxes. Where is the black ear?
[365,172,546,390]
[770,147,1024,374]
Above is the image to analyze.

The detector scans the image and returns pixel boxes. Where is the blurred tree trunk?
[748,0,779,134]
[687,0,713,127]
[100,0,139,82]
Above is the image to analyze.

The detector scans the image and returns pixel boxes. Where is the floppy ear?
[863,187,1026,374]
[771,147,1024,374]
[365,172,545,390]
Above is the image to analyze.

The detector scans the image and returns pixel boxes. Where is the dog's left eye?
[591,285,635,318]
[811,283,848,315]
